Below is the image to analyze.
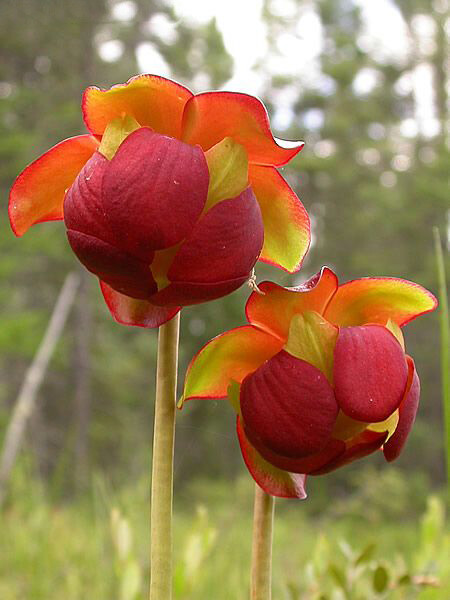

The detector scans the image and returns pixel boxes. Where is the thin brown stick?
[0,272,80,506]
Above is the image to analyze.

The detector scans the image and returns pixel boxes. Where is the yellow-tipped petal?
[181,325,282,405]
[249,165,310,273]
[83,74,193,138]
[325,276,438,327]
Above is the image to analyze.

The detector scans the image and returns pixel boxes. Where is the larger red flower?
[181,267,437,498]
[9,75,310,328]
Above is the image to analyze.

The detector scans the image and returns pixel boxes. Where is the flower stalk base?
[251,484,275,600]
[150,313,180,599]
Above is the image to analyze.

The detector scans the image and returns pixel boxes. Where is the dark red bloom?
[64,127,264,310]
[9,75,310,327]
[182,267,437,498]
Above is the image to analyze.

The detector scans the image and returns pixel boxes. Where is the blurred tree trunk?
[0,273,80,506]
[73,270,93,488]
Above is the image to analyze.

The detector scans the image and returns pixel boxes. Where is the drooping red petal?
[148,277,249,307]
[82,74,193,139]
[67,230,157,300]
[150,187,264,307]
[245,267,339,340]
[240,350,338,458]
[237,417,307,499]
[383,356,420,461]
[244,429,345,474]
[9,135,98,236]
[334,325,408,422]
[249,165,310,272]
[181,91,303,166]
[102,128,209,257]
[181,325,283,403]
[100,282,180,328]
[64,152,116,245]
[168,187,264,284]
[325,276,438,327]
[311,430,388,475]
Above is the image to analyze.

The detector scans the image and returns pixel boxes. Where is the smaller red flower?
[9,75,310,328]
[181,267,437,498]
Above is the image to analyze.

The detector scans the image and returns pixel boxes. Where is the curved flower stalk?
[182,267,437,498]
[9,74,310,328]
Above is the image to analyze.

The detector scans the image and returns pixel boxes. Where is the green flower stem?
[250,484,275,600]
[150,312,180,600]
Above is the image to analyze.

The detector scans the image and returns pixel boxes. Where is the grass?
[433,227,449,491]
[0,466,448,599]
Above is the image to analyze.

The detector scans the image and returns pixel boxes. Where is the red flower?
[9,75,310,327]
[181,267,437,498]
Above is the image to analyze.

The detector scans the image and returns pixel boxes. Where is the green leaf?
[328,563,347,591]
[355,542,376,566]
[286,581,300,599]
[397,573,412,586]
[120,561,141,600]
[338,539,355,561]
[373,565,389,593]
[420,495,445,549]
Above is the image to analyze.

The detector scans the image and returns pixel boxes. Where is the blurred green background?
[0,0,448,598]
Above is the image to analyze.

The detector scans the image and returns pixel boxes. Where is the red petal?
[168,187,263,284]
[245,267,339,340]
[311,430,388,475]
[149,277,249,308]
[237,417,307,499]
[334,325,408,422]
[67,230,157,299]
[383,356,420,461]
[100,282,180,328]
[249,165,310,272]
[102,128,209,256]
[181,91,303,166]
[244,429,345,474]
[64,152,117,245]
[9,135,98,236]
[82,74,193,138]
[241,350,338,458]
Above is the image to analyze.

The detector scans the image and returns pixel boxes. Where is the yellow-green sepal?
[284,311,338,382]
[98,115,141,160]
[385,318,405,350]
[204,137,249,210]
[227,380,242,415]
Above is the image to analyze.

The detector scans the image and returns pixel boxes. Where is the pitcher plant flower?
[182,267,437,498]
[9,74,310,328]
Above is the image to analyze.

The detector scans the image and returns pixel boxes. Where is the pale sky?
[101,0,445,139]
